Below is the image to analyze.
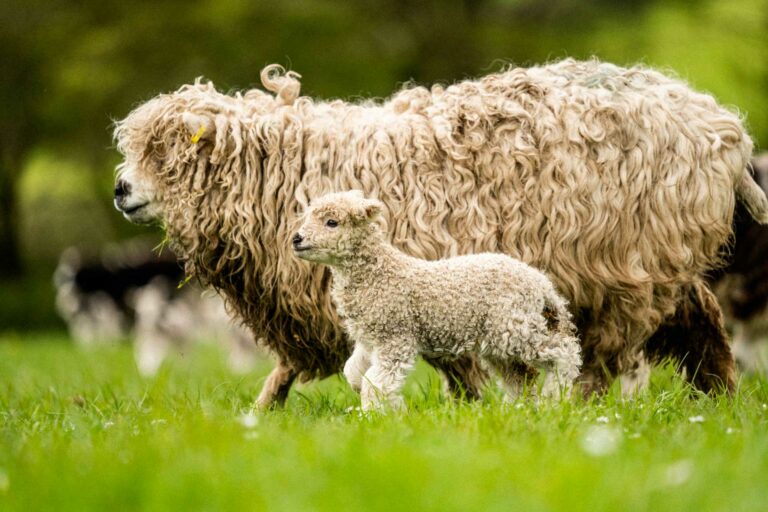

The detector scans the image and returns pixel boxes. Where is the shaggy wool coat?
[295,191,581,408]
[114,59,767,403]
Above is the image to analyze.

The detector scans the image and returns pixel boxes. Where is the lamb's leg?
[256,361,298,410]
[424,354,489,401]
[343,343,371,392]
[535,337,582,399]
[645,280,735,394]
[360,346,417,411]
[491,308,581,399]
[484,357,538,402]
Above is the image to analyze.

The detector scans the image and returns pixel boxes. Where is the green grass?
[1,333,766,511]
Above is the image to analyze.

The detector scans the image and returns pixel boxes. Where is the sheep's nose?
[292,233,304,246]
[114,180,130,198]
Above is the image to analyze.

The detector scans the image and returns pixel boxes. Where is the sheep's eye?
[325,219,338,228]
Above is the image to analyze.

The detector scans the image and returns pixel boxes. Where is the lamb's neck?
[331,241,407,287]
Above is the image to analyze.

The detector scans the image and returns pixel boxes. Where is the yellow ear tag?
[190,125,206,144]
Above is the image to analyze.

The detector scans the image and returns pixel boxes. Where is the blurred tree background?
[1,0,766,331]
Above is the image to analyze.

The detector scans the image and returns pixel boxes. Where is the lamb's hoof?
[361,396,406,413]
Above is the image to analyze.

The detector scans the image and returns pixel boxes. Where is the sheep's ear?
[362,198,384,221]
[182,112,215,143]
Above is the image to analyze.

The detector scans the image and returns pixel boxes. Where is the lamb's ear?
[182,112,215,144]
[362,197,384,221]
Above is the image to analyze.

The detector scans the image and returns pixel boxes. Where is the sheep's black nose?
[292,233,304,246]
[114,180,130,198]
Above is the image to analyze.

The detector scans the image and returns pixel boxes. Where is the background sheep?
[54,242,256,375]
[294,191,581,409]
[54,243,183,345]
[113,59,767,406]
[710,154,768,374]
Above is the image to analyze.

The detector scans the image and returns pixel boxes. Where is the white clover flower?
[581,426,621,457]
[238,412,259,429]
[688,415,705,424]
[663,459,693,487]
[596,415,609,423]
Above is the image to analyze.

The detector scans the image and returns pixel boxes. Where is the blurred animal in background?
[709,154,768,374]
[113,59,765,406]
[54,242,182,344]
[54,240,256,375]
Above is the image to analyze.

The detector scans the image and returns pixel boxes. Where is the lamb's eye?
[325,219,338,228]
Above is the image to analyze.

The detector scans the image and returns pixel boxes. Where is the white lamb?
[293,190,582,410]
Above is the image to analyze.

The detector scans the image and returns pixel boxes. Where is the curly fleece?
[113,59,766,405]
[295,191,581,409]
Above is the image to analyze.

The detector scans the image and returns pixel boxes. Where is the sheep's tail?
[735,161,768,224]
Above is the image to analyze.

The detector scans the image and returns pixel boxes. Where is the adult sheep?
[114,59,768,406]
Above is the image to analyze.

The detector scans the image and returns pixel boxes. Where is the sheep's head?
[293,190,384,265]
[113,67,300,230]
[112,96,179,226]
[113,81,255,227]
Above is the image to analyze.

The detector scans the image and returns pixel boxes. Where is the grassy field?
[0,332,766,511]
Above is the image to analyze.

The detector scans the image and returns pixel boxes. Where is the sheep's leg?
[360,346,417,411]
[576,310,624,397]
[484,357,538,402]
[619,351,651,396]
[343,343,372,392]
[256,361,298,410]
[424,354,488,401]
[645,280,735,394]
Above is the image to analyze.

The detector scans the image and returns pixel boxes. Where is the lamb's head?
[293,191,384,265]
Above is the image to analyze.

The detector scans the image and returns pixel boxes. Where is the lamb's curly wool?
[114,59,767,404]
[295,191,582,409]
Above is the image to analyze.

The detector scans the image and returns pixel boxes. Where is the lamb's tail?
[540,286,582,394]
[542,286,577,337]
[735,161,768,224]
